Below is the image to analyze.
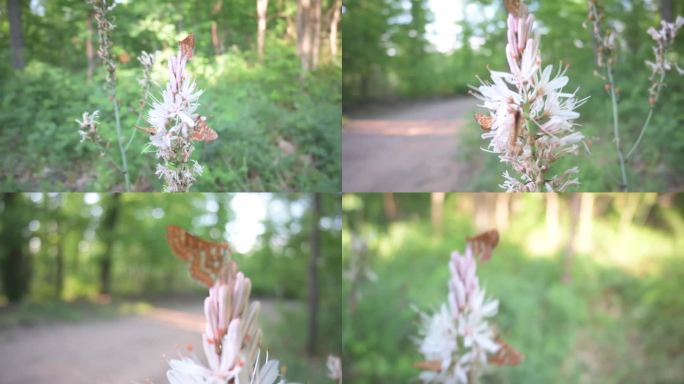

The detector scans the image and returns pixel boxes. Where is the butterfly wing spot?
[166,225,231,287]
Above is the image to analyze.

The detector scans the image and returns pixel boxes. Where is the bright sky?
[426,0,495,53]
[226,194,269,254]
[427,0,464,53]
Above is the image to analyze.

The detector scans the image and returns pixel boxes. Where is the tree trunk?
[98,194,121,296]
[383,193,397,220]
[297,0,312,71]
[431,193,445,235]
[329,0,341,57]
[7,0,25,70]
[562,194,581,283]
[211,22,221,55]
[55,219,65,298]
[495,193,510,231]
[307,193,321,356]
[1,194,27,303]
[257,0,269,61]
[86,13,95,82]
[661,0,674,22]
[546,193,560,250]
[310,0,321,69]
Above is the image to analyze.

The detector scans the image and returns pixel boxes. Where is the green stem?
[606,66,628,191]
[111,91,130,191]
[626,71,666,159]
[125,86,151,152]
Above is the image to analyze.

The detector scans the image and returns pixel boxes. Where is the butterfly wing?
[474,112,493,132]
[179,34,195,60]
[466,229,499,262]
[167,225,230,287]
[504,0,522,16]
[489,337,524,365]
[192,116,218,142]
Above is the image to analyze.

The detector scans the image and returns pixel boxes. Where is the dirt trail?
[0,300,280,384]
[343,97,478,192]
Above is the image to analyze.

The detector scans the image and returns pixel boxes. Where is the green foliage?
[343,193,684,383]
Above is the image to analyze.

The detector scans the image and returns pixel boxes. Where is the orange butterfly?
[489,337,525,365]
[192,115,218,142]
[466,229,499,262]
[167,225,230,287]
[474,112,493,132]
[504,0,523,17]
[179,34,195,60]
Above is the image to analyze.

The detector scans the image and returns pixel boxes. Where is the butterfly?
[413,360,442,372]
[504,0,523,17]
[466,229,499,262]
[179,33,195,60]
[474,112,493,132]
[489,337,525,365]
[167,225,230,287]
[192,115,218,142]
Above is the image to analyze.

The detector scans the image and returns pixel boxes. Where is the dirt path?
[0,300,282,384]
[343,97,478,192]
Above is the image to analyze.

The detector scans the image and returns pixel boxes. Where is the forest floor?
[0,298,287,384]
[342,97,478,191]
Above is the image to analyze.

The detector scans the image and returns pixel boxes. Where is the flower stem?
[111,91,130,191]
[625,71,666,160]
[606,66,628,191]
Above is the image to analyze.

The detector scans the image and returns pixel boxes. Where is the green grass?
[0,298,153,328]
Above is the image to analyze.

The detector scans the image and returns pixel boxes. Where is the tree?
[98,194,121,295]
[307,193,321,355]
[328,0,341,57]
[297,0,312,71]
[0,194,28,303]
[7,0,25,69]
[311,0,321,69]
[256,0,268,61]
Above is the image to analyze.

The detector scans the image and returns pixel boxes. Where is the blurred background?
[342,0,684,192]
[0,193,341,383]
[0,0,341,192]
[343,193,684,383]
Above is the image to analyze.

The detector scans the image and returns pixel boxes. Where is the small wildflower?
[644,16,684,105]
[76,110,101,143]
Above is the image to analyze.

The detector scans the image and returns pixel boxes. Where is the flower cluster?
[76,110,101,144]
[471,4,587,191]
[645,16,684,105]
[167,261,284,384]
[416,246,500,383]
[147,36,207,192]
[88,0,117,89]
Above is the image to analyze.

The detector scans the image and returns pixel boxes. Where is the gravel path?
[0,300,281,384]
[342,97,478,192]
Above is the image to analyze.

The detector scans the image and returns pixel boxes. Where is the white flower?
[418,304,458,371]
[167,357,224,384]
[326,355,342,382]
